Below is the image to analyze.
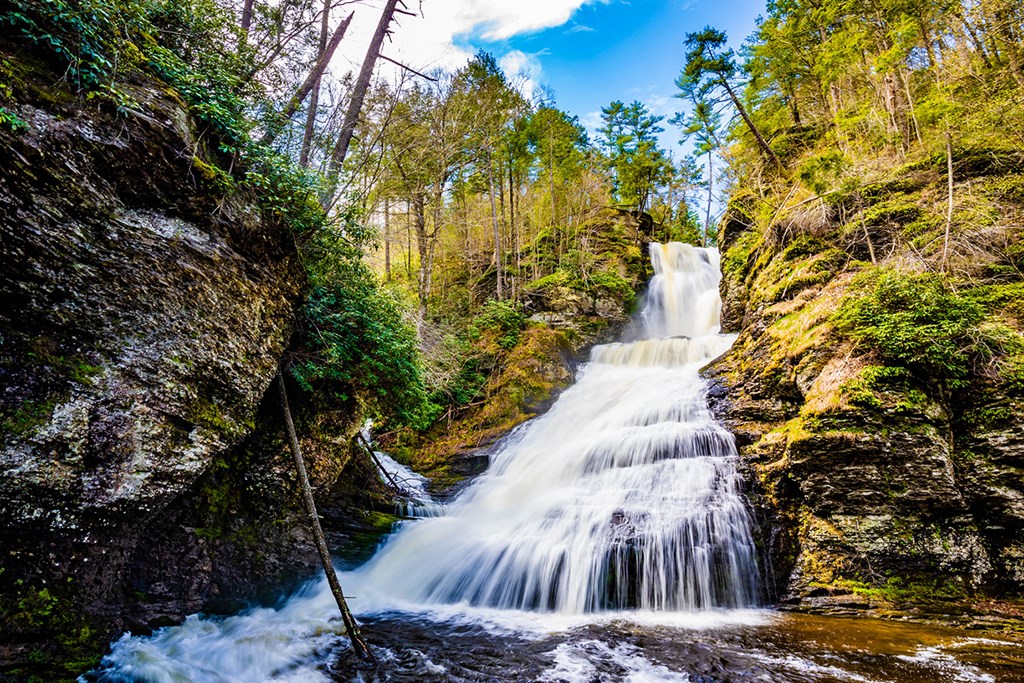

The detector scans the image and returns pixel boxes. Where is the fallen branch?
[276,372,374,663]
[355,431,403,493]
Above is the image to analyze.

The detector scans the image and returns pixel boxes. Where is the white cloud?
[499,49,544,100]
[334,0,602,84]
[581,109,604,135]
[565,23,595,33]
[447,0,601,41]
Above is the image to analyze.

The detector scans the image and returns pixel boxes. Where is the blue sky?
[350,0,767,155]
[479,0,764,140]
[338,0,767,156]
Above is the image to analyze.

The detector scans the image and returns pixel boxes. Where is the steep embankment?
[708,152,1024,623]
[389,208,650,486]
[0,54,385,678]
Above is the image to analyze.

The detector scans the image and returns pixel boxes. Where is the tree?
[678,26,782,167]
[598,100,673,212]
[672,99,722,246]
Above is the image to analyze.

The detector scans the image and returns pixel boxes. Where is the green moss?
[588,270,635,309]
[335,511,403,567]
[1,396,59,438]
[984,174,1024,204]
[721,227,761,282]
[858,176,924,202]
[859,198,923,226]
[753,248,845,306]
[190,155,234,194]
[1,581,105,682]
[184,399,242,437]
[833,575,972,605]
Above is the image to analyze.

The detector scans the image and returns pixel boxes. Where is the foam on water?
[87,243,765,682]
[354,243,758,613]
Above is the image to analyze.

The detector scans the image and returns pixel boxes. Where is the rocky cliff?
[0,55,385,679]
[389,208,650,486]
[707,159,1024,623]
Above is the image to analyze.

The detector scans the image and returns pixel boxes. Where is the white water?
[355,242,757,613]
[87,242,762,682]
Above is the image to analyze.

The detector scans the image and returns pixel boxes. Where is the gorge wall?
[0,54,389,679]
[707,158,1024,622]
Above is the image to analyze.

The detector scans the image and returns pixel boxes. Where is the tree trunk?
[413,192,428,320]
[240,0,255,44]
[918,17,937,68]
[275,372,373,662]
[265,11,354,147]
[704,149,712,248]
[900,69,923,147]
[488,151,503,300]
[383,199,391,282]
[512,168,521,300]
[721,79,781,168]
[300,0,333,167]
[943,129,954,267]
[325,0,401,200]
[957,10,992,68]
[405,199,412,279]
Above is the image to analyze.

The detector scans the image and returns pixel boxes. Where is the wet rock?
[707,216,1024,615]
[0,58,347,673]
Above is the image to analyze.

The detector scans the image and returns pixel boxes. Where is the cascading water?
[87,244,1017,683]
[358,242,758,613]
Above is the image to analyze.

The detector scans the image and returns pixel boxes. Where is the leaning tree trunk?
[324,0,401,203]
[722,79,781,168]
[276,372,374,662]
[262,11,354,147]
[300,0,334,167]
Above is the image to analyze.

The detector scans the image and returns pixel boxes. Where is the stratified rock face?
[0,71,303,655]
[707,210,1024,612]
[523,207,649,350]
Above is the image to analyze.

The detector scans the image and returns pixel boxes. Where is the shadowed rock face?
[705,210,1024,616]
[0,62,312,667]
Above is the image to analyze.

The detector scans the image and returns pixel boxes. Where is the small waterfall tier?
[358,242,759,613]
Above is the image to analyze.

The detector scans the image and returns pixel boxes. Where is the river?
[85,243,1023,682]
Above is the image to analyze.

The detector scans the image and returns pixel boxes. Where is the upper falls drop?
[358,242,759,613]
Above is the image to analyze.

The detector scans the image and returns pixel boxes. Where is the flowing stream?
[85,243,1024,683]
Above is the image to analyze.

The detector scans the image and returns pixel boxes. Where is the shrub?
[834,268,984,389]
[468,300,528,350]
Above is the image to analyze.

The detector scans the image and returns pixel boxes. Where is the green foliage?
[293,253,428,427]
[834,268,985,388]
[598,100,673,211]
[0,105,28,131]
[798,150,848,195]
[2,580,103,680]
[588,270,635,306]
[1,0,143,96]
[2,0,324,233]
[468,300,528,350]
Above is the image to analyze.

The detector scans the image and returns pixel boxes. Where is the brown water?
[325,611,1023,682]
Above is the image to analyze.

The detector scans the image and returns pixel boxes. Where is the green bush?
[834,268,985,389]
[468,300,528,350]
[288,217,428,427]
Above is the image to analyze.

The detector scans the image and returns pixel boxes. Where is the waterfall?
[357,242,759,612]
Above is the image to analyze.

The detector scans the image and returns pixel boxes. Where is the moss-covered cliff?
[707,150,1024,623]
[0,50,396,680]
[385,208,650,487]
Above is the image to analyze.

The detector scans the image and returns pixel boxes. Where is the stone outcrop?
[0,58,383,678]
[522,207,649,349]
[707,202,1024,617]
